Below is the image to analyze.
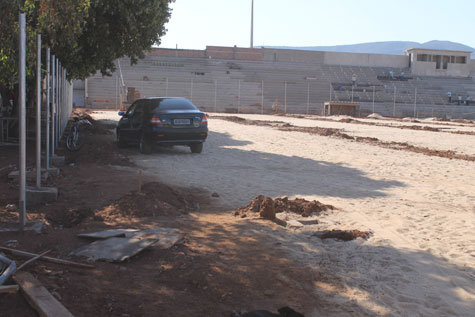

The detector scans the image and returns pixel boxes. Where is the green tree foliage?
[0,0,172,87]
[69,0,172,79]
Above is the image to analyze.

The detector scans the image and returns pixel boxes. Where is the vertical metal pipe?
[351,85,354,103]
[329,83,332,101]
[393,86,396,117]
[45,48,50,169]
[306,82,310,114]
[51,55,55,156]
[56,63,60,147]
[57,63,61,145]
[55,60,59,148]
[190,78,193,102]
[284,81,287,113]
[413,87,417,118]
[250,0,254,48]
[36,34,42,188]
[261,80,264,115]
[238,79,241,113]
[372,86,375,113]
[165,77,168,97]
[18,13,27,230]
[214,80,217,112]
[115,75,119,109]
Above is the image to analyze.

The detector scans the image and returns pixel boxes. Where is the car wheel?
[116,129,126,148]
[139,134,152,154]
[190,143,203,154]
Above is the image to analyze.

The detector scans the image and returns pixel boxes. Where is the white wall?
[323,52,409,68]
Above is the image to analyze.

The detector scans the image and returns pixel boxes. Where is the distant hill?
[266,41,475,58]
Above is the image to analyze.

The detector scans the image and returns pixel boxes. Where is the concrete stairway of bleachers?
[85,55,475,113]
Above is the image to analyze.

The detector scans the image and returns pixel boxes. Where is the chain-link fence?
[93,76,475,120]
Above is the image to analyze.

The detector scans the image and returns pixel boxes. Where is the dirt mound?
[61,116,133,166]
[96,182,197,220]
[68,134,133,166]
[46,207,93,228]
[235,195,335,218]
[315,229,371,241]
[212,116,285,127]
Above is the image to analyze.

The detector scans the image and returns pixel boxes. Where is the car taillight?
[200,115,208,125]
[150,116,162,125]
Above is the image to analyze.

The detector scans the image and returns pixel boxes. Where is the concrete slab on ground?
[129,228,183,249]
[78,229,140,239]
[77,228,183,250]
[8,169,50,182]
[52,155,65,167]
[26,186,58,206]
[71,237,158,262]
[0,221,45,234]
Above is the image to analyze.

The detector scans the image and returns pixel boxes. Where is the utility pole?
[250,0,254,48]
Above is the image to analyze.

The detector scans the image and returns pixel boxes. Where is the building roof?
[405,48,472,54]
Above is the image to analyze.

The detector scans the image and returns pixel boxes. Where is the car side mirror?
[118,111,125,116]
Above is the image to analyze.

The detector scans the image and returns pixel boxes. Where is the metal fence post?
[307,82,310,114]
[329,83,332,101]
[165,77,168,97]
[413,87,417,118]
[115,75,119,109]
[51,55,55,156]
[238,79,241,113]
[214,80,217,112]
[284,81,287,113]
[261,80,264,115]
[56,61,59,147]
[393,86,396,117]
[45,48,50,169]
[18,12,27,231]
[351,85,354,103]
[36,34,42,188]
[372,86,375,113]
[190,78,193,102]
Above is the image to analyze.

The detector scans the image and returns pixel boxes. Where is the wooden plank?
[0,285,19,293]
[0,247,94,269]
[15,250,51,272]
[13,272,74,317]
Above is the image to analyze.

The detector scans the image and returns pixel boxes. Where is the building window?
[455,56,466,64]
[417,54,431,62]
[443,56,449,69]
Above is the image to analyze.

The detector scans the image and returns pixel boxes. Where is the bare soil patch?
[1,115,332,316]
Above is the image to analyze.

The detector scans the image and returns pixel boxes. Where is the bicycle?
[66,115,92,151]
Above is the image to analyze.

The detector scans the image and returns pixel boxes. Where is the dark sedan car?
[116,97,208,154]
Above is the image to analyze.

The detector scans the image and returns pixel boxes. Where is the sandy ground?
[92,110,475,316]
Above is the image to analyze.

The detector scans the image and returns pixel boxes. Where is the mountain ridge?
[265,41,475,58]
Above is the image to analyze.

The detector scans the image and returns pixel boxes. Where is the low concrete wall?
[206,46,262,61]
[147,48,205,58]
[323,51,409,68]
[262,49,325,63]
[360,102,475,120]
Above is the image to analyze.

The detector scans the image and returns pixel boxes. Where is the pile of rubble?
[234,195,335,219]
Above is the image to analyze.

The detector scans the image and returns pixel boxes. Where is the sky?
[159,0,475,50]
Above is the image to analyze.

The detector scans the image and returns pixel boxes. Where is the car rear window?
[150,98,198,112]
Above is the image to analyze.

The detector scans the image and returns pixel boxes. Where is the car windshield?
[150,98,198,112]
